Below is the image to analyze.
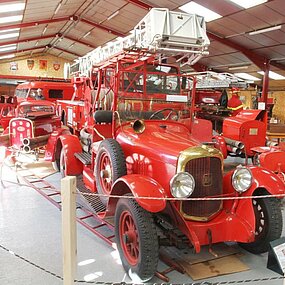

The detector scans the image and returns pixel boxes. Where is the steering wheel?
[149,108,179,121]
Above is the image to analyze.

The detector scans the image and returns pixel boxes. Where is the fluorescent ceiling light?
[257,71,285,80]
[234,72,261,81]
[179,1,222,22]
[0,32,19,40]
[0,44,17,52]
[0,28,20,34]
[0,3,25,13]
[54,2,62,15]
[83,31,91,38]
[228,0,267,9]
[0,15,23,24]
[107,10,119,21]
[0,53,15,60]
[228,65,249,70]
[249,25,282,35]
[42,26,47,35]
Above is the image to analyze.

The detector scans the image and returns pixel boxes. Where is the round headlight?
[232,167,252,193]
[170,172,195,198]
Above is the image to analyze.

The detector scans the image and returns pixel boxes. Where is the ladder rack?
[76,8,210,76]
[187,71,249,89]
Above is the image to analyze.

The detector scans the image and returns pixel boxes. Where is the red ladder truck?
[15,8,285,281]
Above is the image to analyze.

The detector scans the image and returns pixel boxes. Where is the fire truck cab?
[15,79,74,103]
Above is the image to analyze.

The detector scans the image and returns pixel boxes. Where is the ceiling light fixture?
[179,1,222,22]
[0,28,20,34]
[234,72,261,81]
[83,31,91,38]
[0,44,17,52]
[0,3,25,13]
[257,71,285,80]
[54,2,62,15]
[249,25,282,35]
[0,54,15,60]
[0,32,19,40]
[107,10,119,21]
[42,26,47,35]
[228,65,250,70]
[0,15,23,24]
[228,0,267,9]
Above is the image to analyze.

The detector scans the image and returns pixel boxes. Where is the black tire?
[239,195,283,254]
[115,197,159,281]
[60,148,66,177]
[95,139,126,205]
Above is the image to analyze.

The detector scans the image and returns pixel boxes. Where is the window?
[49,89,63,99]
[15,88,28,98]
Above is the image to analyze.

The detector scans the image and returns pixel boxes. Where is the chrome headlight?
[232,166,252,193]
[170,172,195,198]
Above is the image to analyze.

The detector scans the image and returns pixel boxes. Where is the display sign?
[267,237,285,275]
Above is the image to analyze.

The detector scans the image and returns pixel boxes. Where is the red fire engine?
[5,8,285,281]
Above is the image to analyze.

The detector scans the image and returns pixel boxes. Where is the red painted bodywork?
[15,80,74,103]
[0,100,61,152]
[49,56,285,254]
[223,116,266,156]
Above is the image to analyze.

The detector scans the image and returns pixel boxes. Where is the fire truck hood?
[116,120,205,165]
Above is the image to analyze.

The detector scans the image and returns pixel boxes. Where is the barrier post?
[61,176,77,285]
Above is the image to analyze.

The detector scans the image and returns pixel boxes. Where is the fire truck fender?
[213,135,227,158]
[224,166,285,197]
[109,174,167,213]
[58,134,83,175]
[44,127,71,161]
[247,166,285,196]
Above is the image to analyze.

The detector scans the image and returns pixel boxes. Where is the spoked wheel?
[95,139,126,205]
[239,194,282,253]
[59,148,66,177]
[115,197,159,282]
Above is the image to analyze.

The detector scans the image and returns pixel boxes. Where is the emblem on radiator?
[17,126,25,132]
[202,173,212,186]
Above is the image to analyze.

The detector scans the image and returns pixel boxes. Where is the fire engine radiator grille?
[182,157,223,220]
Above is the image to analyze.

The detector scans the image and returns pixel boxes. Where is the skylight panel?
[179,1,222,22]
[257,71,285,80]
[234,73,261,81]
[0,44,17,52]
[0,54,15,60]
[0,3,25,13]
[228,0,268,9]
[0,28,20,34]
[0,32,19,40]
[0,15,23,24]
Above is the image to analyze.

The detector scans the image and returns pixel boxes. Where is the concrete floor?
[0,157,285,285]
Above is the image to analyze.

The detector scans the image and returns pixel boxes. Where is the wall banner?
[39,60,47,70]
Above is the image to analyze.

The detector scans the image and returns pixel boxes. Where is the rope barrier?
[76,192,285,201]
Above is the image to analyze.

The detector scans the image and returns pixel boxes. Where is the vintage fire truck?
[6,8,285,281]
[0,100,63,160]
[15,79,74,103]
[191,72,268,158]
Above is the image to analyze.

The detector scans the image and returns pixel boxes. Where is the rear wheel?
[95,139,126,205]
[239,195,282,253]
[115,197,159,281]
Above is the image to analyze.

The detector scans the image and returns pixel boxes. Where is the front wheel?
[239,195,283,253]
[115,197,159,281]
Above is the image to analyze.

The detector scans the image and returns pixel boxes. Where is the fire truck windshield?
[116,70,192,123]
